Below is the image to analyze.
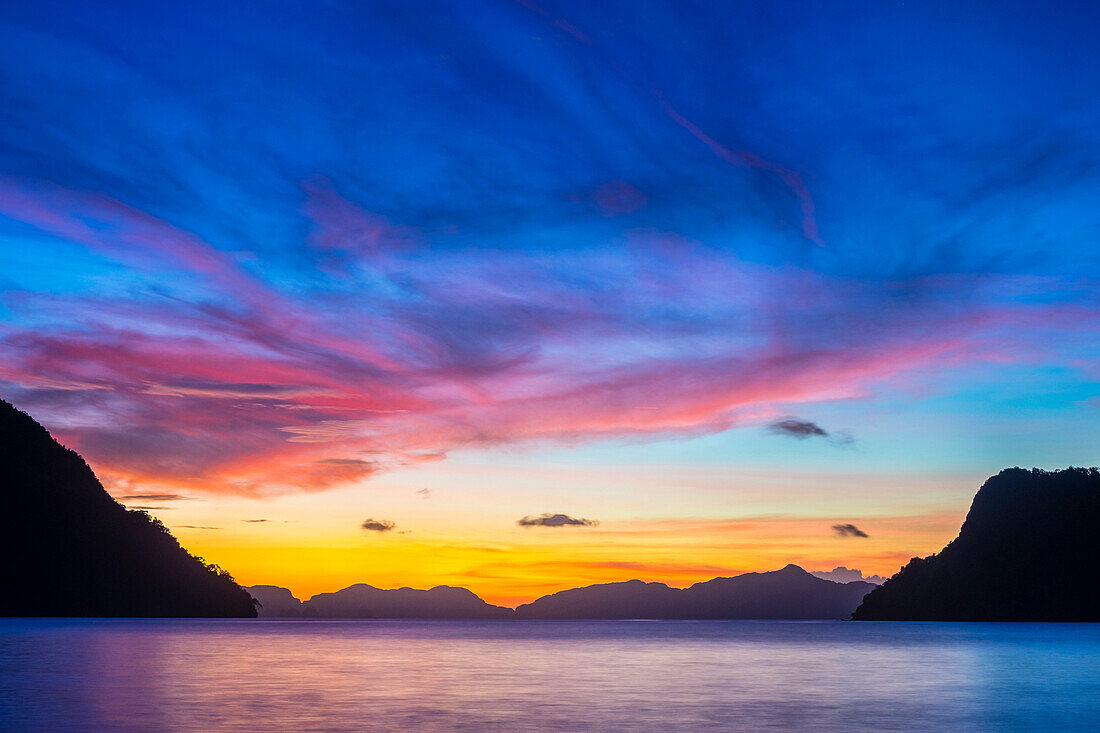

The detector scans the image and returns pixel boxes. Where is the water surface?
[2,619,1098,731]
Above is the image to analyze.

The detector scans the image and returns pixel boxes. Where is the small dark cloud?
[129,506,172,511]
[361,518,397,532]
[517,513,599,528]
[416,488,432,499]
[177,525,220,530]
[768,417,827,438]
[242,519,268,523]
[767,417,854,446]
[832,523,869,538]
[118,493,190,502]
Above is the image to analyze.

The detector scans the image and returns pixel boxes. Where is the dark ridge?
[514,579,681,619]
[0,399,257,617]
[514,564,875,619]
[249,567,876,620]
[853,468,1100,621]
[299,584,514,619]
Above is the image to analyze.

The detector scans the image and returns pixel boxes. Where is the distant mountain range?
[0,399,256,617]
[248,583,512,618]
[854,467,1100,621]
[248,565,876,619]
[514,565,876,619]
[6,397,1096,622]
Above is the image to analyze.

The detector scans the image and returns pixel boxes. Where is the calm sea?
[2,619,1099,731]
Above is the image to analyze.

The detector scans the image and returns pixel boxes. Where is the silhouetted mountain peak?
[429,585,477,595]
[341,583,381,592]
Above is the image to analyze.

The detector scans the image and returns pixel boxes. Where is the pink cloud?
[1,183,1092,496]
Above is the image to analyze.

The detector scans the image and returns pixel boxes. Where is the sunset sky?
[2,1,1099,605]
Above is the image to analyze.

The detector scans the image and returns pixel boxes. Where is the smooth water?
[2,619,1099,732]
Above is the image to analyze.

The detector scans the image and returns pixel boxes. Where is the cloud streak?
[118,494,191,502]
[0,187,1089,495]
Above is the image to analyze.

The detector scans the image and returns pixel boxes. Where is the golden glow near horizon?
[119,459,978,607]
[179,516,960,608]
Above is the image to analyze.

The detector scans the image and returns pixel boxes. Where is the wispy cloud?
[118,494,191,502]
[0,0,1096,500]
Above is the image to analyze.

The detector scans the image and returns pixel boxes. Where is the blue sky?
[1,0,1098,598]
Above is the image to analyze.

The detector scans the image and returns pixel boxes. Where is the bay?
[2,619,1099,731]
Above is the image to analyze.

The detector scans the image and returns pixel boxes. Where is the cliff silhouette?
[854,468,1100,621]
[0,399,256,617]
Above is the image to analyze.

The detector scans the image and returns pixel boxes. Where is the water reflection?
[2,619,1099,731]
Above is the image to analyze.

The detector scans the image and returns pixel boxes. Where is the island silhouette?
[854,467,1100,621]
[514,565,876,619]
[0,399,256,617]
[248,583,513,618]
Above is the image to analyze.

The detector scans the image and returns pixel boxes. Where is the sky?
[1,0,1098,605]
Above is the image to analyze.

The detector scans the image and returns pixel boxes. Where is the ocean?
[2,618,1098,731]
